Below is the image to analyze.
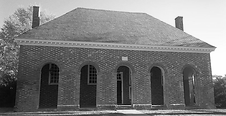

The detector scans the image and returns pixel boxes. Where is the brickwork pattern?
[15,45,215,111]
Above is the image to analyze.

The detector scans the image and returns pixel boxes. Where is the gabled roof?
[17,8,215,48]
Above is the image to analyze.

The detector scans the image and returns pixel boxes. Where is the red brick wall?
[15,45,215,111]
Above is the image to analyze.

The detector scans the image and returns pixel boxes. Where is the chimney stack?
[175,16,184,31]
[32,6,40,28]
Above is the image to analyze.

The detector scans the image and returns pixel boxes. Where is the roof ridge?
[74,7,147,14]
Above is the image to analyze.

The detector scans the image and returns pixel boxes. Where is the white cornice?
[15,39,215,53]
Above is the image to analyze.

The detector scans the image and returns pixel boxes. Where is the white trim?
[133,104,152,108]
[15,39,215,53]
[129,86,131,99]
[169,104,185,106]
[151,104,164,107]
[97,104,116,107]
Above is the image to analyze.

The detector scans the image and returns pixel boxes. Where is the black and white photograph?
[0,0,225,115]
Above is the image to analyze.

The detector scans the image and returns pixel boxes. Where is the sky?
[0,0,225,76]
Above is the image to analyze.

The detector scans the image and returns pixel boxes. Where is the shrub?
[214,77,226,108]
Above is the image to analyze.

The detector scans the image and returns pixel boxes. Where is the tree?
[0,6,55,107]
[0,6,55,86]
[214,75,226,108]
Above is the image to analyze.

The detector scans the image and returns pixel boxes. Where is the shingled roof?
[17,8,215,48]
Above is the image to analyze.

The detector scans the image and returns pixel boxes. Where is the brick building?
[15,6,216,111]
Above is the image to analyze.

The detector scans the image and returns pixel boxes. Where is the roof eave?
[15,39,215,53]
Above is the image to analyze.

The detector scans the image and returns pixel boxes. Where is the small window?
[88,65,97,85]
[49,63,59,85]
[117,72,123,81]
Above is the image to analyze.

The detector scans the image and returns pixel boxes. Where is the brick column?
[57,68,79,110]
[96,71,117,109]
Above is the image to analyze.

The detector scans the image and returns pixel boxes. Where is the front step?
[79,107,97,111]
[116,105,167,110]
[151,105,167,110]
[116,105,133,110]
[185,105,201,109]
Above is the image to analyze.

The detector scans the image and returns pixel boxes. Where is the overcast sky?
[0,0,225,76]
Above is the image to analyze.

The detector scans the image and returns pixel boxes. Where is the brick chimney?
[32,6,40,28]
[175,16,184,31]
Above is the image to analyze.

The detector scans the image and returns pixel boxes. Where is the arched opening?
[183,66,196,106]
[117,66,131,105]
[39,63,59,108]
[80,65,97,108]
[150,66,164,105]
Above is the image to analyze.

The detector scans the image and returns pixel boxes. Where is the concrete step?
[185,105,201,109]
[116,105,133,110]
[151,105,167,110]
[78,107,97,111]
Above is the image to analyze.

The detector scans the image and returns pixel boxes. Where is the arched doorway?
[183,66,196,106]
[39,63,59,108]
[80,65,97,108]
[117,66,131,105]
[150,66,164,105]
